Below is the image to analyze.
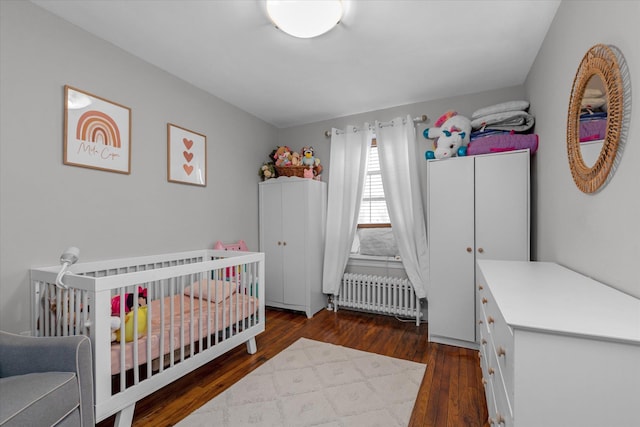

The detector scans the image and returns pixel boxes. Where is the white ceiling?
[31,0,561,128]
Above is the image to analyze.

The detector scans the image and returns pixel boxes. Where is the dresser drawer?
[479,282,515,404]
[483,338,513,427]
[483,352,511,427]
[482,362,498,425]
[490,359,513,426]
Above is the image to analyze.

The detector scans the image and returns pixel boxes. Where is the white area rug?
[176,338,426,427]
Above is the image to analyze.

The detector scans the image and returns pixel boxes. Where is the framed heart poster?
[167,123,207,186]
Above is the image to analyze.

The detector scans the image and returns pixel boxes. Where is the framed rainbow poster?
[63,85,131,174]
[167,123,207,187]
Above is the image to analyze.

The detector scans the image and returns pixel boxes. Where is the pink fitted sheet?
[110,293,258,374]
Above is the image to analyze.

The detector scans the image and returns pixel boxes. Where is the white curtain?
[322,125,373,295]
[376,115,429,299]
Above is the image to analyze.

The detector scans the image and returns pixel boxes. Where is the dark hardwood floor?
[97,308,488,427]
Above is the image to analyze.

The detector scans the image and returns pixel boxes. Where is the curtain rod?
[324,114,428,138]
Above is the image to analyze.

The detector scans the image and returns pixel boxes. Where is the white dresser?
[476,260,640,427]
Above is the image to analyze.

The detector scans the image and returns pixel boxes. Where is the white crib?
[30,249,265,427]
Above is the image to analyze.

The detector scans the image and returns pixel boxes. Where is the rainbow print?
[76,110,121,148]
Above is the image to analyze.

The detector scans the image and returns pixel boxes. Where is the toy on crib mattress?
[423,111,471,159]
[111,307,147,343]
[110,287,148,342]
[111,287,147,315]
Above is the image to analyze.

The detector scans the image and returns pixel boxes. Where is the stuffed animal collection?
[259,145,323,180]
[423,111,472,159]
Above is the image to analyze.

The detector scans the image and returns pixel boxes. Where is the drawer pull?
[488,316,495,324]
[481,338,487,345]
[488,367,495,375]
[497,413,506,425]
[482,378,487,386]
[498,346,506,357]
[482,297,488,304]
[478,284,484,291]
[478,319,484,325]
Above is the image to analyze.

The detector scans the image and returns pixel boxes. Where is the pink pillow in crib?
[184,280,236,302]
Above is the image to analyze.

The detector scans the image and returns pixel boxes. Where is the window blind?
[358,144,390,225]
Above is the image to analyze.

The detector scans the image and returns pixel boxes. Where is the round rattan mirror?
[567,44,625,193]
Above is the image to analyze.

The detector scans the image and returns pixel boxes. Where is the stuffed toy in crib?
[110,307,147,343]
[423,111,472,159]
[110,287,148,342]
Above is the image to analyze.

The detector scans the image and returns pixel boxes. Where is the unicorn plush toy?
[423,111,472,159]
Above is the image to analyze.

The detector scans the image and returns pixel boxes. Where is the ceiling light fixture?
[266,0,343,39]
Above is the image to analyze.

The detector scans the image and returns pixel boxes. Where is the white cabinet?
[259,177,327,318]
[427,150,529,348]
[477,260,640,427]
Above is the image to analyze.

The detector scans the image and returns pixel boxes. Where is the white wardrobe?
[258,177,327,318]
[427,150,530,348]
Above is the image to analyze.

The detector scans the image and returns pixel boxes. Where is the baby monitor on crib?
[56,246,80,289]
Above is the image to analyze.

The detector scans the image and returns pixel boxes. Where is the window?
[357,140,390,228]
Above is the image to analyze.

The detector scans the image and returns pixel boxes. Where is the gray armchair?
[0,331,94,426]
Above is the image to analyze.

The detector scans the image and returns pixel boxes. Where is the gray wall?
[526,1,639,298]
[0,1,277,333]
[277,85,527,224]
[278,85,527,183]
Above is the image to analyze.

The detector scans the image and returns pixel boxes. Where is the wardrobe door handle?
[283,241,287,246]
[477,247,484,254]
[466,247,472,253]
[277,241,282,246]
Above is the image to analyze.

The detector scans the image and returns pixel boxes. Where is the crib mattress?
[111,293,258,374]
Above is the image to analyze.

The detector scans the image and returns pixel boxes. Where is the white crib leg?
[114,403,136,427]
[246,337,257,354]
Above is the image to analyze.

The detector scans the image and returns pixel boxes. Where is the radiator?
[335,273,423,326]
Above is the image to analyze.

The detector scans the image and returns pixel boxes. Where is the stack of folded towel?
[467,100,538,156]
[579,88,608,142]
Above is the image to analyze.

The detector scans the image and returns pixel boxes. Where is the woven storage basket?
[275,166,307,177]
